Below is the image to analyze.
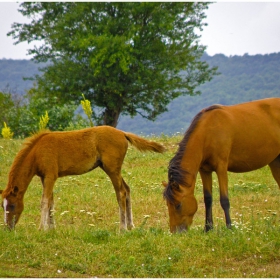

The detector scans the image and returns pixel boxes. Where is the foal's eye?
[175,203,182,211]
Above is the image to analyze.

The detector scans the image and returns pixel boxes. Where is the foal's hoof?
[127,224,135,230]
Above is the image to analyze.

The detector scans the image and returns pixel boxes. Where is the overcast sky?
[1,1,280,60]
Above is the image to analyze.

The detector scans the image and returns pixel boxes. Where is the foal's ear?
[162,181,168,188]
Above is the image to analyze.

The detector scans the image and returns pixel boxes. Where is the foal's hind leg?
[122,178,135,230]
[102,167,129,231]
[268,156,280,188]
[40,176,56,230]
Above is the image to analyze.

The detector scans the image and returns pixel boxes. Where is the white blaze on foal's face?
[3,198,8,224]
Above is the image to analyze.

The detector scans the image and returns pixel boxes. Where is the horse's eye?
[175,203,182,211]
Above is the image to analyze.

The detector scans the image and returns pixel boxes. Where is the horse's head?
[1,186,24,230]
[162,181,198,233]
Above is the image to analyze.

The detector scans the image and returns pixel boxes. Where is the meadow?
[0,134,279,278]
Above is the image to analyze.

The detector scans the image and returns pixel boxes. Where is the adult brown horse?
[1,126,165,230]
[163,98,280,233]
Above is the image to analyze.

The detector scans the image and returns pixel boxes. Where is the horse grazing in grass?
[1,126,165,230]
[163,98,280,233]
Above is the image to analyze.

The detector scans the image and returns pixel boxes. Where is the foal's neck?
[7,154,36,196]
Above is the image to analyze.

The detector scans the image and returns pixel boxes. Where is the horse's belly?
[227,149,279,173]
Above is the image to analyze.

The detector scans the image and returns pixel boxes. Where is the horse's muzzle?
[171,223,188,233]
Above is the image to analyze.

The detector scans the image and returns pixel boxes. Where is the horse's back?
[200,98,280,136]
[227,98,280,137]
[197,98,280,172]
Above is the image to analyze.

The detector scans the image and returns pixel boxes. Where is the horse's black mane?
[163,105,222,204]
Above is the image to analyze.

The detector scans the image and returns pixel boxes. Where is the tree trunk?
[102,107,121,127]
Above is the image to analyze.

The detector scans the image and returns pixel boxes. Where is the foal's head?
[163,181,198,233]
[1,186,24,230]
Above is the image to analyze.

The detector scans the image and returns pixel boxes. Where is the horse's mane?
[3,130,51,196]
[163,105,222,204]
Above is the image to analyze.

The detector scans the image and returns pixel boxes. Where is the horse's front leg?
[40,176,56,230]
[199,170,213,232]
[216,167,231,229]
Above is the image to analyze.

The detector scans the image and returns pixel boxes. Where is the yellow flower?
[81,94,94,127]
[1,122,14,139]
[39,111,49,131]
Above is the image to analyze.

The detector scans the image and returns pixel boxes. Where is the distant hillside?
[1,53,280,135]
[119,52,280,135]
[0,59,41,94]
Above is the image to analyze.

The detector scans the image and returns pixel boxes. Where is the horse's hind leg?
[268,156,280,188]
[216,166,231,229]
[40,176,56,230]
[200,170,214,231]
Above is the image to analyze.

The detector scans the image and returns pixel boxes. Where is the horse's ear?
[162,181,168,188]
[0,190,2,194]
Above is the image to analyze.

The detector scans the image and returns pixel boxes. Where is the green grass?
[0,136,280,277]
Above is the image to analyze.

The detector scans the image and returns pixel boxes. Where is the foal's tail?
[124,132,166,153]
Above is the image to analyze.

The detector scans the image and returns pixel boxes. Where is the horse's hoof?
[204,225,213,232]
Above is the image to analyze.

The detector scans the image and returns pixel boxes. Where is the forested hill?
[119,52,280,135]
[0,59,41,94]
[1,52,280,135]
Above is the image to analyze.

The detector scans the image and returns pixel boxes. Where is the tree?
[9,2,217,127]
[0,87,78,138]
[0,91,14,124]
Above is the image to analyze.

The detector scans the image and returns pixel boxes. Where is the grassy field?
[0,134,280,278]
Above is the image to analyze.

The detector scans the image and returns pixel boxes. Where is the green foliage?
[8,2,216,127]
[0,88,79,138]
[25,87,78,132]
[0,91,14,123]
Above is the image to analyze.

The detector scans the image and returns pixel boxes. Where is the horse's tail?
[124,132,166,153]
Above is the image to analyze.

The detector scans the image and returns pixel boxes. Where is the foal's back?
[31,126,128,177]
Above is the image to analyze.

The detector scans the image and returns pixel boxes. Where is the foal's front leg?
[40,176,56,230]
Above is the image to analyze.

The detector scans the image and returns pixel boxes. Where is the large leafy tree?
[9,2,217,127]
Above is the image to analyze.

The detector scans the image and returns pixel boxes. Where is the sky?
[1,1,280,60]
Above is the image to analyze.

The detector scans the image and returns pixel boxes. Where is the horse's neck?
[180,137,203,177]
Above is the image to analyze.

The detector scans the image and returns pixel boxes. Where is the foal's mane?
[3,130,50,195]
[163,105,222,204]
